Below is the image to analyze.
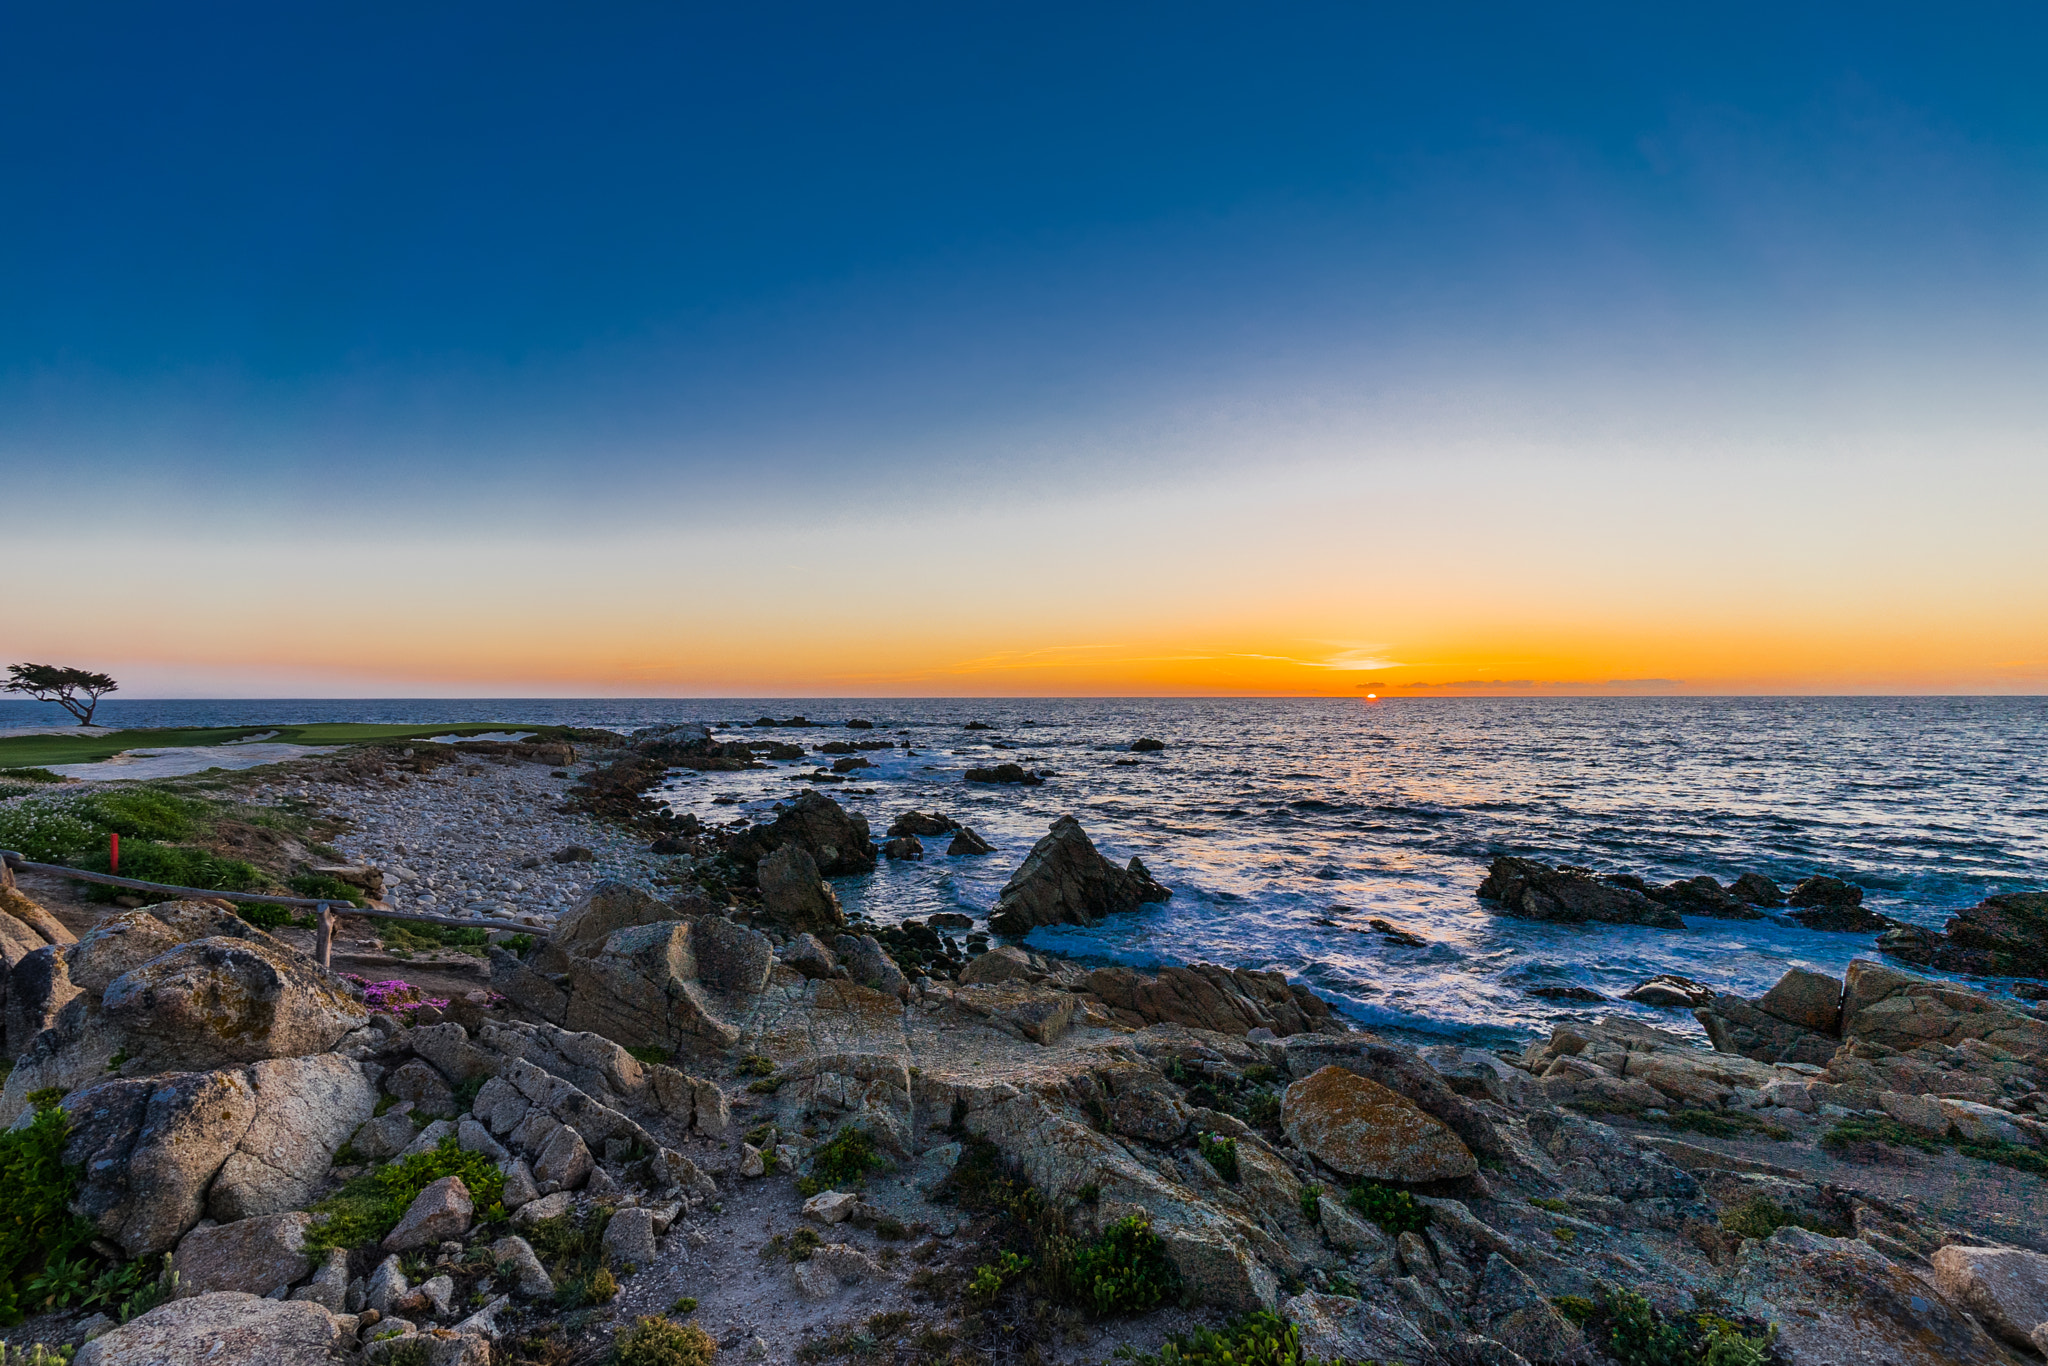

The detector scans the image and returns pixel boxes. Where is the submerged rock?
[946,827,995,856]
[886,811,959,838]
[963,762,1042,786]
[1476,857,1683,928]
[1651,874,1765,920]
[988,816,1170,934]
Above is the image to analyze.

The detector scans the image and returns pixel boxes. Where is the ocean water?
[7,695,2044,1046]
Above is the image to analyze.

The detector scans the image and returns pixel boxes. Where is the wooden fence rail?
[0,848,544,968]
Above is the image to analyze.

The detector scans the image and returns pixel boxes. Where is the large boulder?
[729,792,876,876]
[60,1054,375,1258]
[174,1212,313,1298]
[1475,857,1683,928]
[74,1292,347,1366]
[757,843,847,934]
[209,1054,378,1221]
[99,936,367,1072]
[1696,967,1845,1064]
[987,817,1171,934]
[1280,1065,1476,1182]
[1727,1228,2008,1366]
[530,881,676,973]
[1879,892,2048,978]
[1928,1246,2048,1350]
[560,920,758,1052]
[0,885,76,949]
[6,944,80,1057]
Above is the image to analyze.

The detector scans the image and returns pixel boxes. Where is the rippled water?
[10,696,2044,1046]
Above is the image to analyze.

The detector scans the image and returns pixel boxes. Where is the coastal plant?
[967,1252,1030,1305]
[935,1136,1179,1316]
[302,1137,503,1251]
[1111,1310,1340,1366]
[1297,1183,1324,1221]
[1064,1214,1177,1316]
[1718,1196,1843,1241]
[1822,1117,2048,1177]
[613,1316,716,1366]
[808,1126,887,1188]
[0,1099,97,1325]
[1344,1180,1428,1236]
[0,1344,78,1364]
[1580,1287,1773,1366]
[735,1055,776,1077]
[290,872,368,907]
[1196,1132,1240,1183]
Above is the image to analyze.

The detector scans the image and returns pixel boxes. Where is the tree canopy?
[3,664,120,725]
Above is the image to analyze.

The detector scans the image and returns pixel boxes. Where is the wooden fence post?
[316,902,334,969]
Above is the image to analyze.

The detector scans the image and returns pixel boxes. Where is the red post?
[110,832,120,873]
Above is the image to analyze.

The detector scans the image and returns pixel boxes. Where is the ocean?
[7,695,2043,1046]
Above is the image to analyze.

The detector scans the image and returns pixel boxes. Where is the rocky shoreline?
[0,732,2045,1365]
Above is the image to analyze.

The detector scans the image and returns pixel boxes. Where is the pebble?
[243,755,667,925]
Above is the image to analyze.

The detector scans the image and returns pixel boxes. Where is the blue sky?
[3,3,2045,694]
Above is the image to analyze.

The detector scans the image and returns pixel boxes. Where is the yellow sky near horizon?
[7,433,2044,698]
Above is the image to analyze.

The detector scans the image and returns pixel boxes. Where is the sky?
[2,2,2044,697]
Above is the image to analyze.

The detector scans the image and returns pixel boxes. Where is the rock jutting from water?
[985,815,1172,934]
[1879,891,2048,978]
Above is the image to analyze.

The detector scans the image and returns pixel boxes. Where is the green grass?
[0,722,585,771]
[370,916,490,956]
[302,1137,505,1252]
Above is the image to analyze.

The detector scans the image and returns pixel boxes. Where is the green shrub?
[369,916,487,955]
[626,1045,672,1066]
[303,1137,505,1251]
[735,1055,776,1077]
[613,1316,717,1366]
[1297,1183,1323,1221]
[1064,1215,1177,1316]
[1577,1287,1773,1366]
[74,789,204,842]
[669,1296,698,1315]
[1113,1310,1339,1366]
[80,839,264,901]
[1344,1180,1428,1236]
[526,1207,615,1297]
[968,1251,1030,1305]
[1196,1133,1240,1183]
[809,1127,887,1188]
[289,873,368,908]
[0,1102,97,1324]
[0,768,65,784]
